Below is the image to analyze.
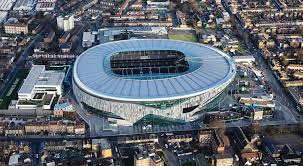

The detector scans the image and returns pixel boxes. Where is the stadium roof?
[73,39,236,102]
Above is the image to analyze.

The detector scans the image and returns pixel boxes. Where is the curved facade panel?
[73,39,236,125]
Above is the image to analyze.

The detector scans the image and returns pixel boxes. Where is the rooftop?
[73,39,236,102]
[18,65,65,94]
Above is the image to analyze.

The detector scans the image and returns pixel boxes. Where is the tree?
[251,123,261,134]
[178,2,191,13]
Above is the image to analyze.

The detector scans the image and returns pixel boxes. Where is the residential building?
[134,153,150,166]
[241,152,262,165]
[287,64,303,71]
[150,155,164,166]
[99,139,112,158]
[4,22,28,34]
[284,80,303,87]
[35,0,57,11]
[198,130,213,144]
[74,123,85,135]
[198,129,230,154]
[167,134,192,143]
[117,135,159,144]
[53,102,75,117]
[212,154,234,166]
[0,122,5,135]
[5,126,24,136]
[24,121,85,135]
[57,15,75,31]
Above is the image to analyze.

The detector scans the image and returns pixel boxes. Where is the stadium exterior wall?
[72,78,232,125]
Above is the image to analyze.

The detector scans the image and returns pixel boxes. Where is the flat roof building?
[13,0,35,11]
[17,65,65,110]
[233,55,255,65]
[4,22,28,35]
[0,0,16,11]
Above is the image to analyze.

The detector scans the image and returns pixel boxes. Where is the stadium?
[72,39,236,125]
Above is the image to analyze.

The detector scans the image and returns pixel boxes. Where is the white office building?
[17,65,65,109]
[233,55,255,65]
[57,15,75,31]
[82,31,95,48]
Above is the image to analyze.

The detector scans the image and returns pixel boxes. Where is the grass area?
[0,68,29,109]
[237,43,247,53]
[168,34,197,42]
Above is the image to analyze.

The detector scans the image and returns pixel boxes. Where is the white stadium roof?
[73,39,236,102]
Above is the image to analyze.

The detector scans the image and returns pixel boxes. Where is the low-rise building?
[167,134,192,143]
[100,139,112,158]
[5,126,24,136]
[233,55,255,65]
[35,1,56,11]
[150,155,164,166]
[241,152,262,165]
[74,123,85,135]
[288,64,303,71]
[198,130,213,144]
[0,122,6,135]
[134,152,150,166]
[239,97,275,108]
[4,22,28,34]
[212,154,234,166]
[242,106,273,120]
[53,102,75,117]
[118,135,159,144]
[24,121,85,135]
[198,129,229,154]
[82,31,95,48]
[284,80,303,87]
[16,65,65,110]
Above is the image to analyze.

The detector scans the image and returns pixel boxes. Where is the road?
[163,149,180,166]
[249,49,298,123]
[158,137,181,166]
